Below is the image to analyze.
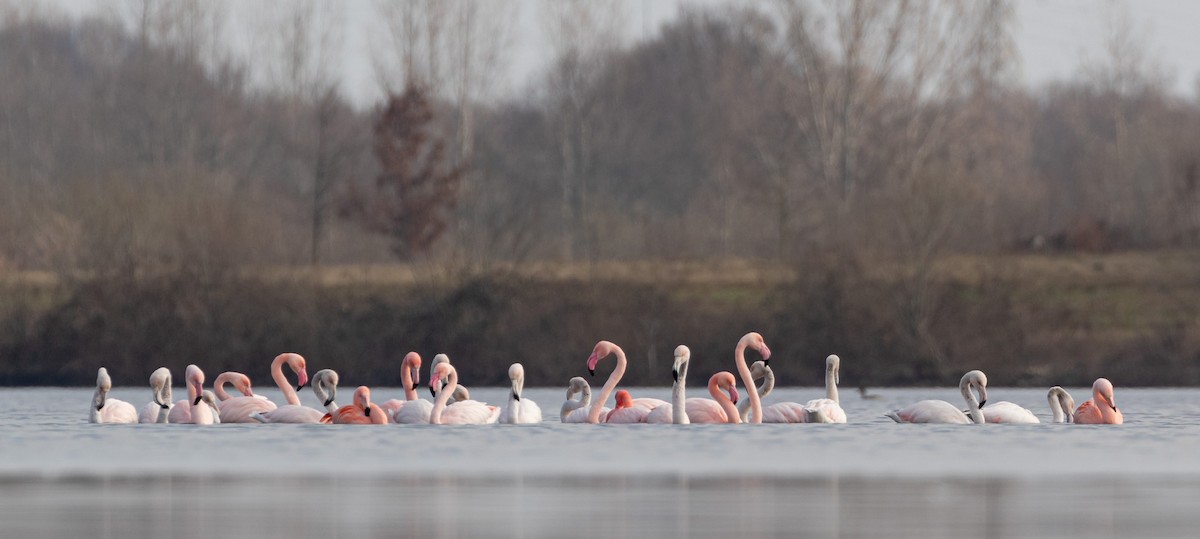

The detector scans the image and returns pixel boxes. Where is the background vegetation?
[0,1,1197,387]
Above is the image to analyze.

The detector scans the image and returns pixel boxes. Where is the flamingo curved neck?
[739,366,774,421]
[734,338,761,423]
[431,369,458,425]
[708,377,740,424]
[401,358,418,401]
[960,380,984,424]
[271,356,301,406]
[589,347,626,424]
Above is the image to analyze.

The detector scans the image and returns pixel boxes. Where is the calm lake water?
[2,386,1199,538]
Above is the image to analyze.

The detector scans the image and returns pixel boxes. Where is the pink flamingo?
[429,361,500,424]
[885,370,987,424]
[213,371,277,423]
[251,353,325,424]
[561,377,608,423]
[329,386,388,424]
[734,332,772,424]
[584,340,666,424]
[89,367,138,424]
[167,365,216,425]
[394,354,471,423]
[138,367,173,424]
[738,361,774,422]
[380,352,422,417]
[1073,378,1123,424]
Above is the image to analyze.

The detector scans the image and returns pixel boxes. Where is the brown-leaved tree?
[345,85,463,258]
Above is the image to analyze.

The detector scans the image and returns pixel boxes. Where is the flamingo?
[167,365,216,425]
[1073,378,1123,424]
[250,353,325,424]
[646,345,694,424]
[771,354,846,424]
[1048,386,1076,423]
[311,369,342,414]
[89,367,138,424]
[733,332,772,424]
[212,371,277,423]
[328,386,388,424]
[429,362,500,425]
[885,370,988,424]
[796,352,844,424]
[585,340,666,423]
[561,377,608,423]
[380,352,421,417]
[975,393,1040,424]
[499,363,542,424]
[738,360,774,422]
[393,354,470,424]
[138,367,173,424]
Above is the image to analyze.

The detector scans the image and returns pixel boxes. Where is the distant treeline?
[2,254,1197,387]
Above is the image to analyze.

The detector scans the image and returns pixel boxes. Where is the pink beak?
[587,353,599,376]
[295,369,308,391]
[728,387,740,405]
[759,343,771,361]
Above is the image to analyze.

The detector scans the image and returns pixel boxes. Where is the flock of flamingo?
[86,332,1124,426]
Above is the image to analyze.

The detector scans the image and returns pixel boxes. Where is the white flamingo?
[885,370,987,424]
[1048,386,1076,423]
[429,362,499,425]
[499,363,542,424]
[561,377,607,423]
[89,367,137,424]
[393,354,470,424]
[138,367,173,424]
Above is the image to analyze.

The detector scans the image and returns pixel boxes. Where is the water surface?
[2,386,1197,538]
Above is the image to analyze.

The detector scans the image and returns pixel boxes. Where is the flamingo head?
[313,369,339,407]
[149,367,172,408]
[232,373,254,397]
[353,386,372,416]
[430,362,452,398]
[283,354,308,391]
[508,363,525,401]
[711,372,739,404]
[186,364,205,405]
[742,332,770,365]
[1093,378,1117,411]
[588,341,615,376]
[960,370,988,408]
[405,352,422,390]
[827,354,840,384]
[94,367,112,410]
[613,390,633,409]
[672,345,690,383]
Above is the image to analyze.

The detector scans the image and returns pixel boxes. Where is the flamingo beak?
[193,396,202,405]
[95,403,104,411]
[364,406,372,417]
[587,352,599,377]
[759,343,771,362]
[513,391,520,401]
[729,387,739,405]
[324,398,334,407]
[296,369,308,391]
[160,402,169,410]
[672,369,679,382]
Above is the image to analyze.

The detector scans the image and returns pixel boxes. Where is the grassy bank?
[1,251,1198,387]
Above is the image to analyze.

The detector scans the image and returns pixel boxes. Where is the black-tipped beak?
[979,400,986,407]
[193,396,202,405]
[295,383,304,391]
[410,383,417,392]
[672,369,678,382]
[732,396,738,405]
[364,407,372,417]
[429,386,436,398]
[160,403,169,409]
[324,398,333,407]
[762,359,770,367]
[95,404,103,411]
[512,392,520,401]
[588,369,595,377]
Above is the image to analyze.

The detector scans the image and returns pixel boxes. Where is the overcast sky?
[35,0,1200,106]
